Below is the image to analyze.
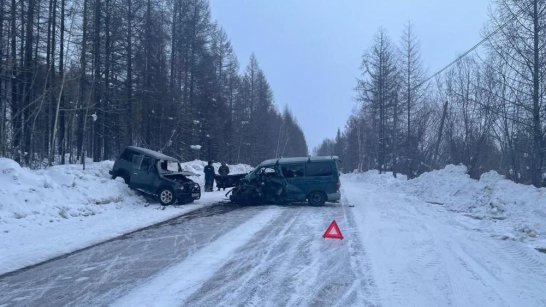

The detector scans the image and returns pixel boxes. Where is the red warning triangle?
[323,220,344,240]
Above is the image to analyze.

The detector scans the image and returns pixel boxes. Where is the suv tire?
[308,191,326,206]
[158,188,176,206]
[121,174,130,184]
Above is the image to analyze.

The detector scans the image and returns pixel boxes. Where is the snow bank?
[0,158,252,275]
[344,164,546,248]
[1,159,137,221]
[181,160,253,186]
[346,169,406,187]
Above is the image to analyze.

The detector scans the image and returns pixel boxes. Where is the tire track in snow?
[413,201,546,306]
[111,207,283,307]
[343,178,546,306]
[0,204,255,306]
[184,206,318,307]
[394,196,511,306]
[338,193,379,306]
[183,202,378,307]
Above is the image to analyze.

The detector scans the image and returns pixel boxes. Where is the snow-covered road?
[2,175,546,306]
[346,178,546,306]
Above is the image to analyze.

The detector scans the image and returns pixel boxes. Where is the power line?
[414,7,522,91]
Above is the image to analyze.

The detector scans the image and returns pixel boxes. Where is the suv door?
[130,155,157,193]
[280,163,307,201]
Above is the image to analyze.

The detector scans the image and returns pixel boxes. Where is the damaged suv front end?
[110,146,201,206]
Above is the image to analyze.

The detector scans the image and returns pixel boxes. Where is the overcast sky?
[209,0,491,151]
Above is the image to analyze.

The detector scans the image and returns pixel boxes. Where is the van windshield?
[245,164,273,181]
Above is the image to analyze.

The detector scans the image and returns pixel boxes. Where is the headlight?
[180,185,186,191]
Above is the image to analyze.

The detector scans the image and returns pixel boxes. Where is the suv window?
[121,149,138,162]
[140,156,152,171]
[307,162,333,177]
[132,155,143,169]
[281,164,305,178]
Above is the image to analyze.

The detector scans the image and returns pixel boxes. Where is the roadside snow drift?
[344,166,546,306]
[0,158,252,275]
[347,164,546,250]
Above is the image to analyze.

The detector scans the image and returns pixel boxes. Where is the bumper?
[175,191,201,201]
[176,184,201,201]
[327,192,341,202]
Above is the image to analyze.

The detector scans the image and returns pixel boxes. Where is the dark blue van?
[231,156,341,206]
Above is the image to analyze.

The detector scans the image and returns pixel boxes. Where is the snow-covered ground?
[111,166,546,306]
[345,171,546,306]
[347,165,546,251]
[2,162,546,306]
[0,158,252,275]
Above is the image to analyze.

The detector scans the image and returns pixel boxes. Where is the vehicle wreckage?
[227,156,341,206]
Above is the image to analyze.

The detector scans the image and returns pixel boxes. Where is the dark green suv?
[230,156,341,206]
[110,146,201,205]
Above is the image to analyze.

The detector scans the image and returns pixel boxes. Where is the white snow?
[3,161,546,306]
[112,207,282,307]
[347,165,546,249]
[0,158,252,275]
[113,165,546,306]
[344,165,546,306]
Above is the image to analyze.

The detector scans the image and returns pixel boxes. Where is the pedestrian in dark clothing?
[204,161,215,192]
[217,162,230,191]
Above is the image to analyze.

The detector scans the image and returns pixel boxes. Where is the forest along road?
[2,177,546,306]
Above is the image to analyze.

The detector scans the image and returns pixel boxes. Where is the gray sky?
[209,0,491,151]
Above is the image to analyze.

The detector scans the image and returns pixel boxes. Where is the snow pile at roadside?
[347,169,407,187]
[0,158,146,226]
[0,158,251,275]
[399,165,546,242]
[345,165,546,247]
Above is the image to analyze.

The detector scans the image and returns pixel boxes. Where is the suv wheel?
[121,174,130,184]
[308,191,326,206]
[158,188,176,206]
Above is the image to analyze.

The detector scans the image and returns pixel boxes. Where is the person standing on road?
[217,162,230,191]
[204,161,215,192]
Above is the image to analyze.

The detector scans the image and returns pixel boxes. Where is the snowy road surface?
[2,176,546,306]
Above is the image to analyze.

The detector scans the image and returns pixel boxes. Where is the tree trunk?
[10,0,20,162]
[59,0,65,164]
[22,0,36,165]
[0,0,4,156]
[531,0,542,187]
[434,101,449,165]
[92,0,101,161]
[126,0,133,146]
[77,0,88,161]
[102,0,111,160]
[393,92,399,178]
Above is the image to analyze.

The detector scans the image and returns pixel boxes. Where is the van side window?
[281,164,305,178]
[121,149,137,162]
[307,162,333,177]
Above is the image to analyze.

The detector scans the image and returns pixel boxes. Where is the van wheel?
[158,188,176,206]
[308,191,326,206]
